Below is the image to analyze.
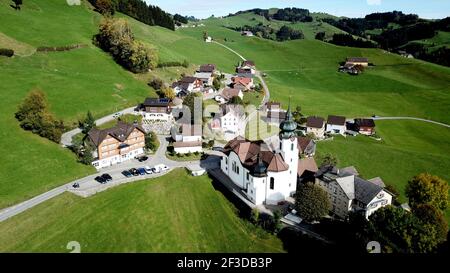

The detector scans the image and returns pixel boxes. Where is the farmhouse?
[315,166,393,219]
[345,57,369,67]
[171,123,203,154]
[172,76,203,96]
[231,76,254,91]
[354,118,376,135]
[241,31,254,37]
[297,157,318,183]
[236,60,256,77]
[88,121,146,169]
[139,97,173,121]
[326,115,346,135]
[220,104,299,205]
[306,116,326,139]
[297,136,316,157]
[221,88,243,101]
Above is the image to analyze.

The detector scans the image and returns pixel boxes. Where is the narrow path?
[372,116,450,128]
[212,41,246,61]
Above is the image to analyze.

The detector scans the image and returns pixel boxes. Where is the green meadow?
[0,169,284,253]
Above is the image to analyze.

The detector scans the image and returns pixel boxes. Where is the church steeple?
[279,97,297,139]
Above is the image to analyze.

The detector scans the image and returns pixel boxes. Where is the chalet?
[171,123,202,154]
[315,166,393,219]
[231,76,254,91]
[220,105,299,205]
[236,60,256,77]
[326,115,346,135]
[354,118,376,135]
[297,136,316,157]
[241,31,254,37]
[297,157,318,183]
[172,76,203,96]
[88,121,146,169]
[241,60,255,69]
[221,88,243,101]
[345,57,369,67]
[139,97,172,121]
[306,116,326,139]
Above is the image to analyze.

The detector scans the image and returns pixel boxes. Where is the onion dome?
[279,98,297,139]
[252,153,267,177]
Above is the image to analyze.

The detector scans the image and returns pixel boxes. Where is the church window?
[270,177,274,189]
[291,143,294,151]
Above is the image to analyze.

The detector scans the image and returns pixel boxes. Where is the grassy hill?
[0,169,284,252]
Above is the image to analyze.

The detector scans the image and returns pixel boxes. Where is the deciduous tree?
[405,173,448,211]
[295,182,331,222]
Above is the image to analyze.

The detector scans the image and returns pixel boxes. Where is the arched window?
[270,177,275,190]
[291,143,294,151]
[280,142,282,150]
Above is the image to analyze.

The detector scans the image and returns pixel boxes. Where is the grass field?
[0,169,284,253]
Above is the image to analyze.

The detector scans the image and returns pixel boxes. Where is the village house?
[345,57,369,67]
[88,121,146,169]
[297,136,316,157]
[198,64,216,74]
[139,97,173,121]
[210,104,245,137]
[306,116,326,139]
[171,123,203,154]
[297,157,318,184]
[220,103,299,205]
[326,115,346,135]
[354,118,376,135]
[231,76,254,91]
[220,87,244,102]
[241,30,254,37]
[236,60,256,77]
[315,166,393,219]
[193,72,214,86]
[172,76,203,96]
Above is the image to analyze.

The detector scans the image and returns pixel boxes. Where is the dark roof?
[236,67,252,74]
[346,57,368,63]
[180,76,199,83]
[242,60,255,67]
[355,118,375,127]
[143,97,170,107]
[88,121,145,146]
[223,136,289,173]
[199,64,216,73]
[327,115,346,126]
[297,157,318,177]
[306,116,325,128]
[297,136,314,152]
[354,176,384,205]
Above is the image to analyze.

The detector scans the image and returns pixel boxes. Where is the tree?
[12,0,22,10]
[79,111,96,135]
[385,184,400,205]
[212,77,221,90]
[182,92,203,124]
[94,0,115,15]
[413,204,448,243]
[405,173,448,211]
[148,78,163,90]
[160,86,175,100]
[145,131,159,151]
[250,208,260,224]
[319,153,338,167]
[79,142,94,165]
[295,182,331,222]
[229,96,243,105]
[315,32,326,41]
[203,31,208,41]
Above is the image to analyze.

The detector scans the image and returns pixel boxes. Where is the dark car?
[72,182,80,188]
[130,168,139,176]
[101,173,113,182]
[136,155,148,162]
[95,176,106,184]
[137,168,146,175]
[122,170,133,178]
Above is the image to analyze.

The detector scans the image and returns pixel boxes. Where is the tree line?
[88,0,175,31]
[230,7,313,23]
[227,23,304,42]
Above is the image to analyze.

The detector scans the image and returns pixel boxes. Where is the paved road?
[0,135,221,222]
[372,116,450,128]
[60,106,138,147]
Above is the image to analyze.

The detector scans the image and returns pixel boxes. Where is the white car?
[144,166,153,174]
[154,164,169,172]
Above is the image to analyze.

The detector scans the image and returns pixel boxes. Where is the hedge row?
[0,48,14,57]
[36,44,87,52]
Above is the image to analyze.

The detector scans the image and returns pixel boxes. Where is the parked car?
[154,164,169,172]
[101,173,113,182]
[136,155,148,162]
[129,168,139,176]
[144,166,153,174]
[112,112,122,118]
[72,182,80,188]
[151,167,160,173]
[122,170,133,178]
[95,176,107,184]
[137,168,146,175]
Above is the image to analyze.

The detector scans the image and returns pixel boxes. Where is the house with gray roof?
[315,165,393,219]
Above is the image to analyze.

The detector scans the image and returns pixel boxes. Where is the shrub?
[0,48,14,57]
[148,78,163,90]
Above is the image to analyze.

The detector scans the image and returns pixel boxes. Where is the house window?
[246,173,249,180]
[270,177,274,190]
[236,167,239,174]
[280,143,282,150]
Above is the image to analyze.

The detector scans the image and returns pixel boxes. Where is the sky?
[144,0,450,19]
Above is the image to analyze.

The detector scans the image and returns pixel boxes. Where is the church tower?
[278,99,299,193]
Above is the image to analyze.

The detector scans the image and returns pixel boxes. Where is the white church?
[220,103,299,205]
